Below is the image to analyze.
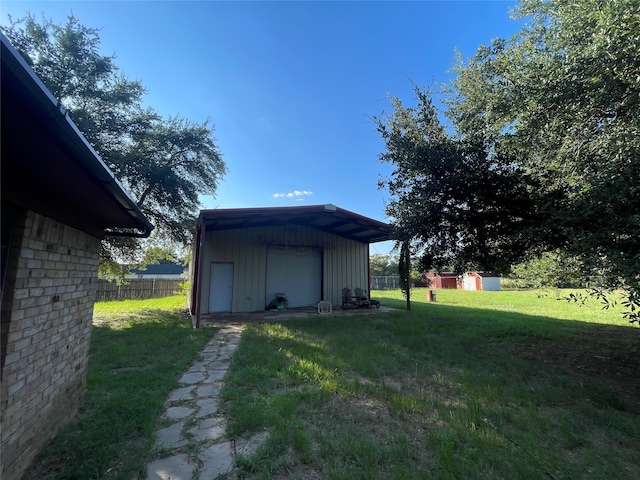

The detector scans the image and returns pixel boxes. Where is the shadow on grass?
[413,300,637,406]
[223,298,640,479]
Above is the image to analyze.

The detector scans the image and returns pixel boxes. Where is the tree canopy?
[508,250,585,289]
[375,90,541,275]
[377,0,639,321]
[370,254,399,276]
[2,14,227,273]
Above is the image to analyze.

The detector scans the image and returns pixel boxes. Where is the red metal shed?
[424,272,459,289]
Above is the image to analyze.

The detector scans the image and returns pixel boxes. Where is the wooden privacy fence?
[95,278,184,301]
[370,276,400,290]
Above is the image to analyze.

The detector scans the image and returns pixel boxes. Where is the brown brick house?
[1,33,152,480]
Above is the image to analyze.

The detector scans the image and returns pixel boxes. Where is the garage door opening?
[266,249,321,308]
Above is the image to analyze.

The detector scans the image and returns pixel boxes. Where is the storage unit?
[424,272,459,289]
[462,271,501,291]
[189,204,391,325]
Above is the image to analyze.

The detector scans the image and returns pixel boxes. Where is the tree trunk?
[399,242,411,311]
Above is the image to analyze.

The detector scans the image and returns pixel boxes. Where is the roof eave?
[0,33,153,239]
[198,204,392,244]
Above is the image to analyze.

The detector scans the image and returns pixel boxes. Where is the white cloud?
[273,190,313,198]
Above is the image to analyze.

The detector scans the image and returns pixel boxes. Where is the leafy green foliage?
[376,89,539,275]
[509,250,585,289]
[377,0,640,322]
[369,254,399,276]
[2,14,226,272]
[449,0,640,321]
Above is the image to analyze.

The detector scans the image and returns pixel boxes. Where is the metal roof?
[1,33,153,239]
[198,204,392,244]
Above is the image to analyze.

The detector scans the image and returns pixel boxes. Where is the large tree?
[377,0,640,322]
[376,89,541,275]
[2,14,226,272]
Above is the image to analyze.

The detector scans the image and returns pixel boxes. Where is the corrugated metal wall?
[200,225,368,313]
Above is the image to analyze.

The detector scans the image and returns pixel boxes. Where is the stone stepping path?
[146,323,243,480]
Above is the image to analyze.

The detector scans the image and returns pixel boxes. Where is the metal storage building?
[189,204,391,326]
[425,272,459,289]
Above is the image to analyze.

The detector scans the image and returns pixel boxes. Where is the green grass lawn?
[21,289,639,479]
[384,287,632,325]
[22,295,216,480]
[222,288,640,479]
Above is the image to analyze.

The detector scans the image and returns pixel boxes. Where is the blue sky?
[2,1,522,255]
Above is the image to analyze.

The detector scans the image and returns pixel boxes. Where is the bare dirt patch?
[234,430,270,458]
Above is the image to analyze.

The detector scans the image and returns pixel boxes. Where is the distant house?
[462,272,501,291]
[129,260,186,279]
[424,272,460,289]
[189,204,391,326]
[1,33,152,480]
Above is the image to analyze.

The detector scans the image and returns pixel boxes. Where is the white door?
[266,250,321,308]
[463,276,476,291]
[209,263,233,312]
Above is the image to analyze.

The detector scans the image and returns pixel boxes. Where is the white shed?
[462,272,501,291]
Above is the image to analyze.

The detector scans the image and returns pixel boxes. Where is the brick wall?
[1,210,101,480]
